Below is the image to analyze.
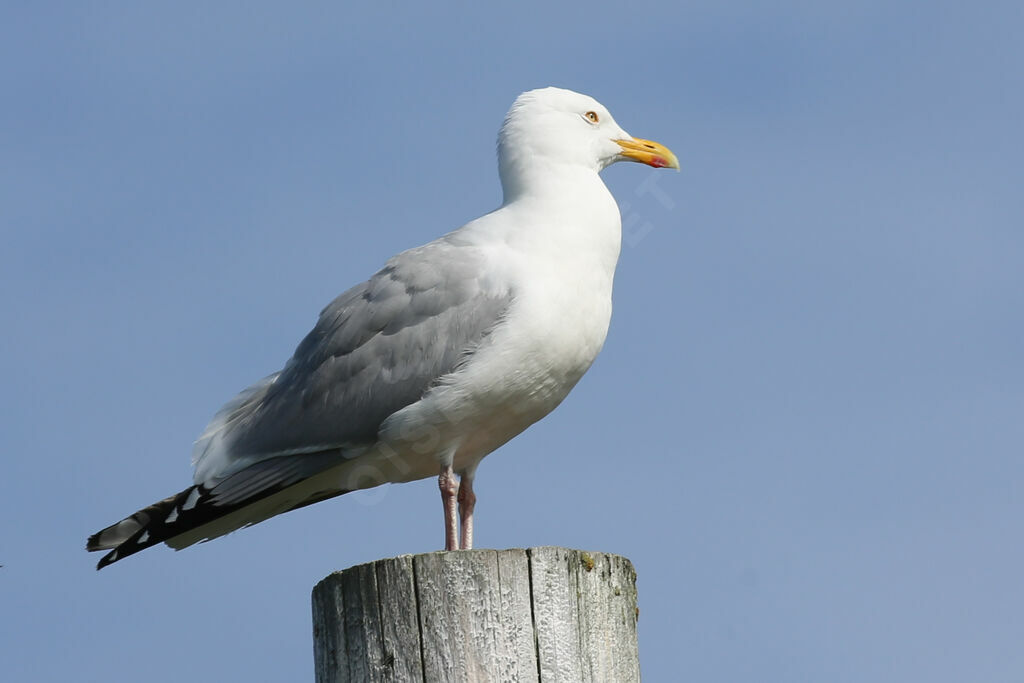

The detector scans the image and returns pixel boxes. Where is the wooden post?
[312,547,640,682]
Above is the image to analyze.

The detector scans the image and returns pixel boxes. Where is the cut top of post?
[312,546,640,683]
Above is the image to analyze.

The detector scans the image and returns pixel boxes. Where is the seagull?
[87,87,679,569]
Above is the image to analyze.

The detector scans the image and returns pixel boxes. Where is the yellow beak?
[614,137,680,170]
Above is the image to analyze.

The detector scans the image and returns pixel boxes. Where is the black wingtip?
[86,487,196,569]
[96,550,118,571]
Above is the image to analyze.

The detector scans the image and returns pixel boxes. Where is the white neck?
[499,157,607,207]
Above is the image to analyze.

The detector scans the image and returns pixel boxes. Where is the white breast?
[378,175,623,475]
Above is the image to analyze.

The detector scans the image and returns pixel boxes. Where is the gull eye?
[584,111,600,124]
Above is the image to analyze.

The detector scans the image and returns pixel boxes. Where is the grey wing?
[191,240,512,489]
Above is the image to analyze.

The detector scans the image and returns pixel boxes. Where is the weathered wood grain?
[312,547,639,682]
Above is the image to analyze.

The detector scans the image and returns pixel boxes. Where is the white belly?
[372,263,614,481]
[360,184,622,484]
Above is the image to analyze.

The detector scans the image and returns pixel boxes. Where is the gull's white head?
[497,87,679,200]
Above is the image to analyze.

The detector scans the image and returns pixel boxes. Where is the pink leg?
[439,464,459,551]
[458,473,476,550]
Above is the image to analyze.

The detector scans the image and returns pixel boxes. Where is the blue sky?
[2,2,1022,681]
